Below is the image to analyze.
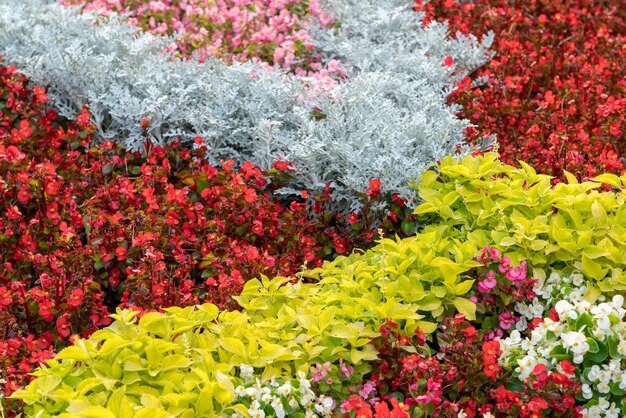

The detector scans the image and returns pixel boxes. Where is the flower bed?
[1,0,626,417]
[415,0,626,180]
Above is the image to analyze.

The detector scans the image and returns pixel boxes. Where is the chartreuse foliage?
[12,228,481,416]
[414,153,626,293]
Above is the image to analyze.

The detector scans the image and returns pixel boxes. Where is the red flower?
[55,314,72,338]
[272,160,294,171]
[365,179,382,197]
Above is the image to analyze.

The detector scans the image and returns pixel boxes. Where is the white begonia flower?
[597,397,610,410]
[573,353,584,364]
[508,330,522,345]
[561,331,589,354]
[621,373,626,390]
[289,397,299,409]
[606,405,620,418]
[531,302,545,318]
[305,411,318,418]
[571,274,584,286]
[591,303,613,318]
[589,405,603,418]
[515,302,529,317]
[555,300,574,316]
[588,365,601,381]
[234,385,245,398]
[516,355,537,380]
[597,381,611,393]
[597,370,612,385]
[272,399,286,418]
[245,387,262,399]
[240,364,254,381]
[592,327,607,340]
[277,382,292,397]
[483,413,495,418]
[613,294,624,308]
[582,383,594,399]
[516,317,528,332]
[458,411,467,418]
[318,396,334,411]
[261,392,273,403]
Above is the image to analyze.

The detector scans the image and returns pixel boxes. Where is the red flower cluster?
[1,61,401,412]
[415,0,626,180]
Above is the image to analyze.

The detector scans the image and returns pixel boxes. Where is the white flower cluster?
[514,272,587,331]
[499,271,626,417]
[232,367,334,418]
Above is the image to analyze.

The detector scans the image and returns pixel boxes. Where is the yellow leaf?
[452,297,476,321]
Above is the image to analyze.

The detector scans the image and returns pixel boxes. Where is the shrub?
[413,153,626,293]
[0,0,492,212]
[415,0,626,180]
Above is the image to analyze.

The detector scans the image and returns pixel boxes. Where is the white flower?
[572,274,584,286]
[555,300,574,316]
[289,397,299,409]
[617,341,626,356]
[597,397,610,410]
[561,331,589,355]
[234,385,245,399]
[245,387,262,399]
[588,365,601,381]
[516,355,538,380]
[240,364,254,381]
[271,399,286,418]
[458,410,467,418]
[587,405,602,418]
[597,381,611,393]
[613,295,624,308]
[606,404,620,418]
[582,383,594,399]
[482,413,495,418]
[277,382,292,397]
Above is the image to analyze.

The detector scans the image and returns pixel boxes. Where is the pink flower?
[359,381,376,399]
[506,260,527,282]
[311,361,331,382]
[498,312,517,330]
[477,270,497,293]
[339,357,354,378]
[498,256,511,273]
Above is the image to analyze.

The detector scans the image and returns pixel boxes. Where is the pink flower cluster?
[471,245,536,340]
[60,0,345,79]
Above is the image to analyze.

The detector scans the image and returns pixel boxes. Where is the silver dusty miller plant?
[0,0,493,214]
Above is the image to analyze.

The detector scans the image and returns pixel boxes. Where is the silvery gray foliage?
[0,0,493,214]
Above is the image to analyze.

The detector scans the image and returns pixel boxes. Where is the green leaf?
[581,255,608,281]
[592,173,622,188]
[586,340,608,363]
[452,280,474,295]
[451,297,476,320]
[219,338,246,358]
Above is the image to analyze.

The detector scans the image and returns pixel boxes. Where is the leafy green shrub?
[414,153,626,293]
